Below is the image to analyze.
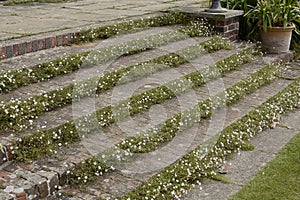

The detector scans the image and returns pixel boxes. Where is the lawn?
[230,132,300,200]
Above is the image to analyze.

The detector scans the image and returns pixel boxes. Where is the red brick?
[15,191,26,200]
[51,37,57,48]
[0,170,11,180]
[18,163,34,171]
[19,43,26,55]
[37,181,49,198]
[26,42,32,53]
[5,46,13,58]
[13,44,19,56]
[228,23,236,31]
[62,34,69,45]
[16,196,26,200]
[37,171,59,195]
[0,47,6,59]
[215,26,228,33]
[56,35,63,46]
[32,40,38,52]
[59,171,68,185]
[215,20,226,26]
[38,39,46,50]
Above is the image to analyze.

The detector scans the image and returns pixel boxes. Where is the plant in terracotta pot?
[245,0,300,53]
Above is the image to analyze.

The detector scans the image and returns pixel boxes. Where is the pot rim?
[259,24,295,32]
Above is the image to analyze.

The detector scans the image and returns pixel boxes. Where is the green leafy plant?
[222,0,258,39]
[245,0,300,33]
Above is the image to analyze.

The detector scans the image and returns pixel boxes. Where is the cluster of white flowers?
[117,48,258,153]
[0,24,220,132]
[119,78,299,200]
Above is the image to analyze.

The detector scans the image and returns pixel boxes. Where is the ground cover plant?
[65,59,300,189]
[0,36,225,131]
[64,49,288,184]
[118,77,299,200]
[117,62,284,153]
[66,49,284,186]
[8,45,253,162]
[0,13,197,93]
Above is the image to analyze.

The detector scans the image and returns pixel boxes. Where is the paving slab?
[0,0,201,41]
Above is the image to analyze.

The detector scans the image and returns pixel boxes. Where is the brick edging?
[0,33,74,60]
[0,13,163,61]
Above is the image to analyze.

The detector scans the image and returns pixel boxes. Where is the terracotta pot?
[259,25,294,53]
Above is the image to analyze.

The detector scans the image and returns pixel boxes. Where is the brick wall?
[208,17,240,40]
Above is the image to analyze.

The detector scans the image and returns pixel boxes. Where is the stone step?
[54,62,296,200]
[0,22,223,134]
[0,12,184,60]
[24,42,237,132]
[0,37,236,165]
[0,47,281,199]
[0,36,227,142]
[0,31,197,102]
[0,25,183,93]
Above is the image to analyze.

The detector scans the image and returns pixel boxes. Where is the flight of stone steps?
[0,12,299,200]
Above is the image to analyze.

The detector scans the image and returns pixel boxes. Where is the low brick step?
[0,45,273,199]
[0,26,181,74]
[0,12,181,61]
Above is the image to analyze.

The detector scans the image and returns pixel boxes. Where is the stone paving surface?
[0,0,203,42]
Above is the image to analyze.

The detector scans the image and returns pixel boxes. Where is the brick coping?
[0,13,163,61]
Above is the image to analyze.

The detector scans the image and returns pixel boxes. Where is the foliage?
[117,62,283,153]
[0,35,225,131]
[0,13,192,94]
[69,49,272,186]
[222,0,258,40]
[9,37,231,161]
[245,0,300,33]
[74,12,191,43]
[224,0,300,56]
[120,77,299,200]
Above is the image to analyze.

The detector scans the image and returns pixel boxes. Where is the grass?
[230,132,300,200]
